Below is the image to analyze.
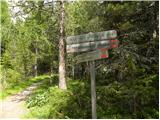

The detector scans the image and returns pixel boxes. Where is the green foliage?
[27,91,49,108]
[25,77,91,119]
[1,0,11,25]
[48,80,91,119]
[47,87,72,118]
[96,74,158,119]
[25,74,158,119]
[0,65,23,92]
[30,75,50,82]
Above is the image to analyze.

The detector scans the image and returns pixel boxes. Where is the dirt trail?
[0,82,43,118]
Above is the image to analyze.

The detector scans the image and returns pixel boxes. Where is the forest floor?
[0,81,44,118]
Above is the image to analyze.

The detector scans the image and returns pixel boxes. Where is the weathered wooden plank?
[66,30,117,45]
[67,40,110,53]
[75,49,109,63]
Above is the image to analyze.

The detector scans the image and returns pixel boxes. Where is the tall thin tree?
[58,0,67,89]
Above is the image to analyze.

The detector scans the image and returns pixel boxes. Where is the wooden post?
[90,61,97,119]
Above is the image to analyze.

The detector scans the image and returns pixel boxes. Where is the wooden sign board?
[67,40,111,53]
[75,48,109,63]
[66,30,117,45]
[67,39,119,53]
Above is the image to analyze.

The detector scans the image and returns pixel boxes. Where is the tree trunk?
[34,46,38,77]
[50,59,53,84]
[153,1,159,39]
[34,43,38,77]
[133,94,137,118]
[72,65,75,78]
[59,0,67,90]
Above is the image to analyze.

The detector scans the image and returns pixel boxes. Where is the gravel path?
[0,82,43,118]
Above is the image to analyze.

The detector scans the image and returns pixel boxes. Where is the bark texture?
[59,0,67,90]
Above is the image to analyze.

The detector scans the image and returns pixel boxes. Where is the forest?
[0,0,159,119]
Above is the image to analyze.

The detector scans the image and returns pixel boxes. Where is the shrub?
[26,91,49,108]
[0,65,22,90]
[25,80,92,119]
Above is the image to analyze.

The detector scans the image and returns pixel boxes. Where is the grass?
[0,75,50,100]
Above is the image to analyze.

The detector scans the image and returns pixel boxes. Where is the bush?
[48,80,92,119]
[25,80,91,119]
[0,65,22,90]
[25,76,158,119]
[26,91,49,108]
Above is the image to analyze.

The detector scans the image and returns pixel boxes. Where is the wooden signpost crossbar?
[67,39,119,53]
[67,40,110,53]
[66,30,119,119]
[66,30,117,45]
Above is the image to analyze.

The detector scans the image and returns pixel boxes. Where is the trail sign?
[75,48,109,63]
[66,30,119,119]
[67,39,119,53]
[67,40,110,53]
[66,30,117,45]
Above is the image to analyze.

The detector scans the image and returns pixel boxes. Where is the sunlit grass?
[0,75,50,100]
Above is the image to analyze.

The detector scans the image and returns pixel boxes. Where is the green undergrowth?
[24,74,158,119]
[24,75,91,119]
[0,75,50,100]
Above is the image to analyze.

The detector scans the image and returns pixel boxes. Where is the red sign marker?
[111,39,119,43]
[110,39,119,49]
[111,44,118,48]
[101,54,108,58]
[100,48,109,58]
[100,48,108,51]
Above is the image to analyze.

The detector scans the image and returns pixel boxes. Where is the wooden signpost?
[66,30,119,119]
